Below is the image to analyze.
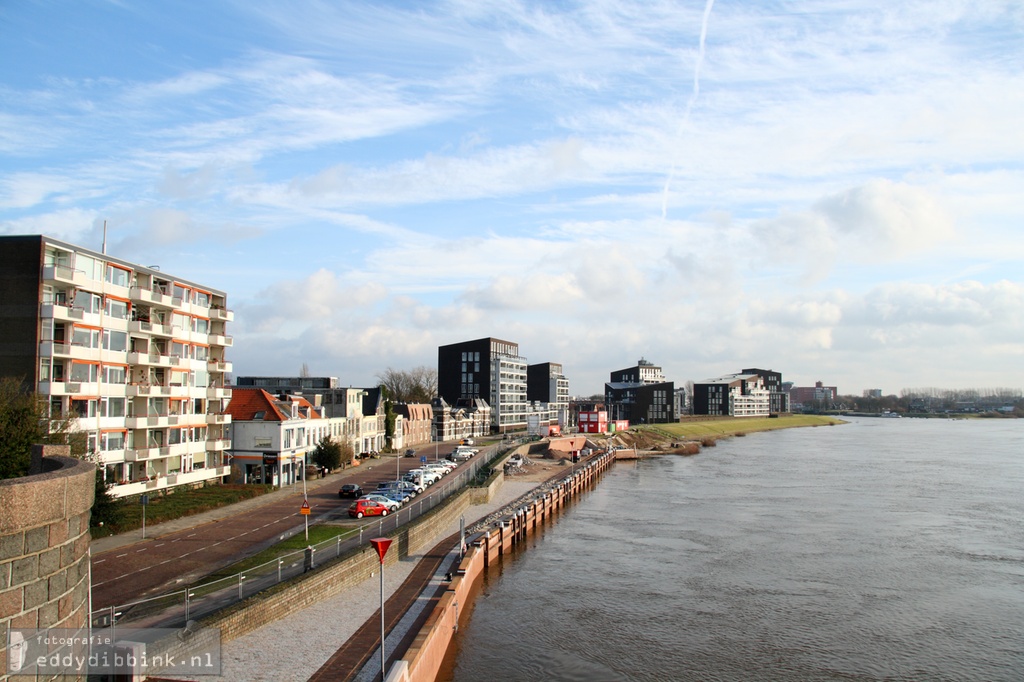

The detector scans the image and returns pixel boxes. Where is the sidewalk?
[91,458,396,555]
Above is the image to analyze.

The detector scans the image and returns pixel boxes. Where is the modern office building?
[437,337,529,433]
[0,235,233,497]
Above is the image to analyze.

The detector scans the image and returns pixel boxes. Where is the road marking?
[116,554,127,558]
[155,543,165,547]
[136,548,147,553]
[94,559,106,564]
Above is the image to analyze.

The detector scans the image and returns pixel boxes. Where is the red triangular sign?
[370,537,392,564]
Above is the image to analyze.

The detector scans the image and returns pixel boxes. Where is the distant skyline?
[2,1,1022,396]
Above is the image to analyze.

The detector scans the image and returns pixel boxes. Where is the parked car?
[404,449,417,458]
[348,498,390,519]
[378,490,411,505]
[450,448,475,462]
[359,494,401,512]
[460,438,475,446]
[338,483,363,499]
[404,469,440,485]
[379,480,420,496]
[425,462,453,476]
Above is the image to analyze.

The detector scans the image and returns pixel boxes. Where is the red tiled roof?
[225,388,322,421]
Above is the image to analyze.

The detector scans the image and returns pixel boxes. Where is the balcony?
[207,359,233,373]
[207,333,233,347]
[125,447,157,461]
[207,386,232,400]
[129,286,174,308]
[40,304,84,322]
[125,414,179,429]
[205,438,230,452]
[42,264,84,286]
[159,442,190,458]
[127,383,170,397]
[206,412,232,426]
[128,320,175,337]
[39,341,73,358]
[127,351,175,367]
[209,307,235,322]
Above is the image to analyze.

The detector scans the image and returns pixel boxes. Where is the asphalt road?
[90,445,471,611]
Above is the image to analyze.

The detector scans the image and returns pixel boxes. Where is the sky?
[2,0,1023,398]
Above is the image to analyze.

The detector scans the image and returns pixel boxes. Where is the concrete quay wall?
[387,453,615,682]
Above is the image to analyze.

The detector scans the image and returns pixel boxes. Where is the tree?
[310,436,342,471]
[0,377,45,479]
[377,366,437,404]
[0,377,123,529]
[91,468,125,529]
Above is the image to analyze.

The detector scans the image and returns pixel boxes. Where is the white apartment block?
[0,235,233,498]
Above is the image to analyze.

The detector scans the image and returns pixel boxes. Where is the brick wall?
[0,447,96,679]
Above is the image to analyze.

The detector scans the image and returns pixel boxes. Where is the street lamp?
[370,537,393,682]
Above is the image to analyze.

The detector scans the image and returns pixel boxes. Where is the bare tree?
[377,366,437,403]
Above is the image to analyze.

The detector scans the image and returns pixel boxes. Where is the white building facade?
[0,235,233,497]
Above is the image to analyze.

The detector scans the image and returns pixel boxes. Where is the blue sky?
[2,0,1023,396]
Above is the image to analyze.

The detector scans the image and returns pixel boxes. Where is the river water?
[443,418,1024,681]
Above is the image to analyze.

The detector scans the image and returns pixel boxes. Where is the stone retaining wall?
[0,448,95,680]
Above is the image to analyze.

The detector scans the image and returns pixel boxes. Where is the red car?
[348,498,390,519]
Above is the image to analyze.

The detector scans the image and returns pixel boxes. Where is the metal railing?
[89,448,506,630]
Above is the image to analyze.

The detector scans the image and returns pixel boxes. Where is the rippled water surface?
[444,418,1024,681]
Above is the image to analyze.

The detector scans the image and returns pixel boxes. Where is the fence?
[90,449,500,631]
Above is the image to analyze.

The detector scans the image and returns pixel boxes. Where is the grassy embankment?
[656,414,844,439]
[92,484,277,538]
[606,414,845,452]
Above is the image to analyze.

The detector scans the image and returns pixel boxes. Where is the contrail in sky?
[661,0,715,220]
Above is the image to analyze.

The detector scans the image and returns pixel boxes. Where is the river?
[443,417,1024,681]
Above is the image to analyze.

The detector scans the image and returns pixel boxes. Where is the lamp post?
[370,537,393,682]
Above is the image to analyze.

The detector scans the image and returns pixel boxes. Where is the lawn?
[93,484,276,538]
[204,524,358,581]
[647,414,844,440]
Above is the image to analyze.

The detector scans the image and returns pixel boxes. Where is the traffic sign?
[420,456,427,464]
[300,500,311,515]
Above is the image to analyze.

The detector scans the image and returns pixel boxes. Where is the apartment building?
[527,361,571,428]
[692,373,770,417]
[741,367,790,414]
[0,235,233,497]
[438,337,530,433]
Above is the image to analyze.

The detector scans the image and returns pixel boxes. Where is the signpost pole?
[371,538,393,682]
